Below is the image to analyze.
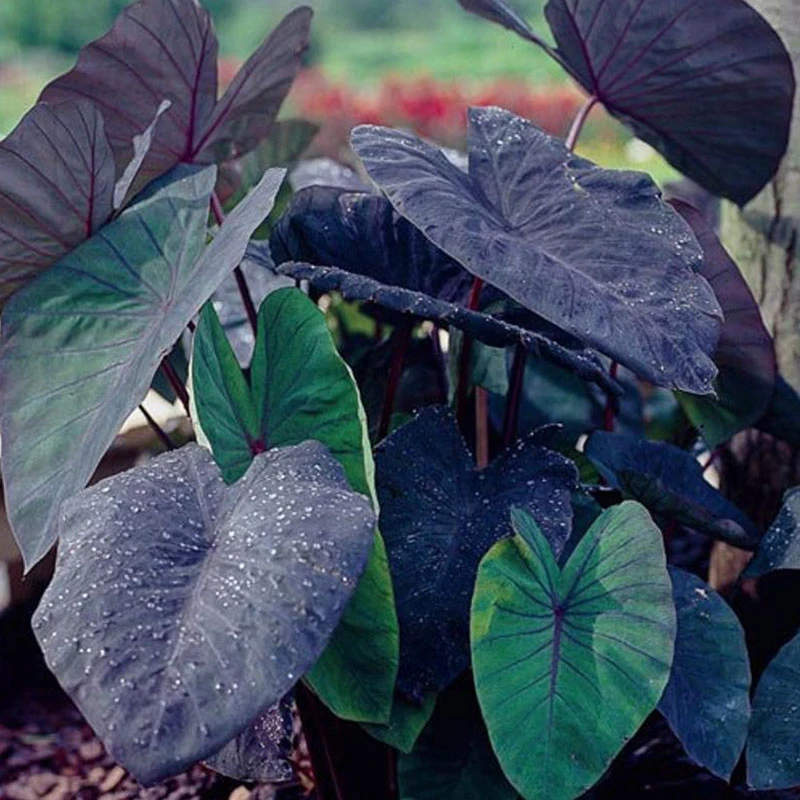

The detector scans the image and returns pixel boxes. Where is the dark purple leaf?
[544,0,794,204]
[757,376,800,448]
[196,7,313,164]
[40,0,310,189]
[269,186,619,393]
[352,108,722,393]
[375,406,577,700]
[205,694,295,783]
[32,442,375,784]
[0,100,115,303]
[670,199,777,447]
[585,431,760,548]
[744,488,800,579]
[41,0,219,185]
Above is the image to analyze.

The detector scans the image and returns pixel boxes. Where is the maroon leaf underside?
[0,100,115,304]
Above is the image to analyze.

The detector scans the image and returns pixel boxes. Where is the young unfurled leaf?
[744,489,800,579]
[585,432,760,548]
[658,568,750,780]
[269,187,615,392]
[0,101,115,304]
[192,292,399,724]
[41,0,311,190]
[204,695,295,783]
[375,406,577,700]
[471,503,675,800]
[748,632,800,789]
[0,165,285,571]
[352,108,722,392]
[398,678,517,800]
[671,200,776,447]
[32,443,375,785]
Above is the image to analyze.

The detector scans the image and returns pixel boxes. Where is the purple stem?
[138,404,175,451]
[565,95,598,152]
[210,192,258,336]
[161,359,190,418]
[503,344,527,448]
[378,320,413,441]
[456,278,485,427]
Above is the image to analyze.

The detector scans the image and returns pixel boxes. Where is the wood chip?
[228,787,251,800]
[99,765,126,793]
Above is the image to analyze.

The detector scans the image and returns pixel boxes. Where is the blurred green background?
[0,0,674,178]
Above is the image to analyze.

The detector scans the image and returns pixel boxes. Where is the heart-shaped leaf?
[269,187,617,393]
[658,568,750,780]
[352,107,722,392]
[471,502,676,800]
[748,631,800,789]
[0,164,285,571]
[32,442,376,785]
[744,489,800,579]
[542,0,794,204]
[585,432,760,548]
[40,0,311,189]
[0,100,115,304]
[192,291,399,723]
[204,695,294,783]
[398,678,517,800]
[375,406,577,701]
[671,200,776,447]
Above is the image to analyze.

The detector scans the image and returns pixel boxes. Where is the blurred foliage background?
[0,0,674,178]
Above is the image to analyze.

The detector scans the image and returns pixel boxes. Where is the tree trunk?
[710,0,799,590]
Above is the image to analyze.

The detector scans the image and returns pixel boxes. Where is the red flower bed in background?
[286,69,589,159]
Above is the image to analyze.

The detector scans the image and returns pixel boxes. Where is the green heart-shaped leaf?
[471,502,676,800]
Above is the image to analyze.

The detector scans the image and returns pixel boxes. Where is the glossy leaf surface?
[41,0,310,187]
[375,406,577,700]
[471,503,675,800]
[193,291,399,723]
[0,101,115,303]
[352,108,722,392]
[658,568,750,780]
[398,680,517,800]
[32,443,375,784]
[544,0,795,204]
[585,432,760,548]
[745,489,800,579]
[671,200,776,447]
[748,632,800,789]
[0,165,285,570]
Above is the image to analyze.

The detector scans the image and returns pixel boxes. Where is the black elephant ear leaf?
[41,0,219,187]
[745,489,800,579]
[375,406,577,701]
[40,1,310,191]
[457,0,547,48]
[0,100,115,304]
[670,200,776,447]
[748,631,800,789]
[205,694,295,783]
[114,99,172,210]
[32,443,375,785]
[658,568,751,781]
[195,7,313,164]
[269,188,617,393]
[0,165,285,572]
[585,431,760,548]
[352,108,722,393]
[543,0,794,204]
